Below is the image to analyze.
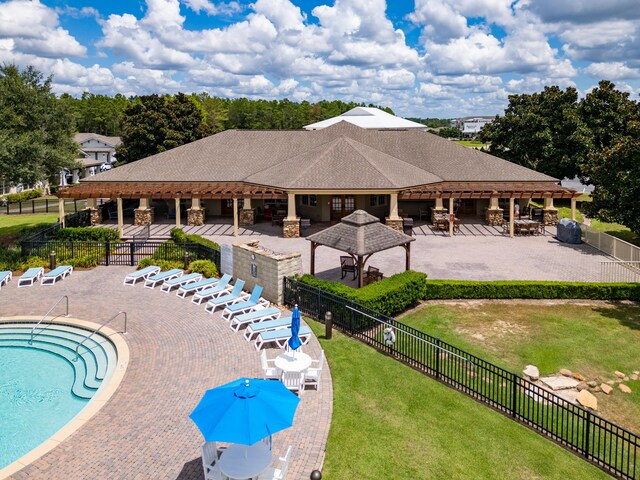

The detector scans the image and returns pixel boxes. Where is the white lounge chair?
[204,280,247,314]
[175,277,218,298]
[260,350,280,380]
[221,285,268,321]
[259,446,292,480]
[229,306,282,332]
[160,272,202,293]
[41,265,73,285]
[305,350,325,391]
[191,274,232,305]
[0,270,12,290]
[144,269,183,289]
[254,326,312,351]
[201,442,225,480]
[244,317,292,342]
[123,265,161,286]
[18,267,44,287]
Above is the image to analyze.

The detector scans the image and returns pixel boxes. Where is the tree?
[480,86,590,179]
[582,120,640,233]
[116,93,207,163]
[0,65,77,186]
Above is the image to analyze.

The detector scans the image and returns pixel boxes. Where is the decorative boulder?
[577,390,598,410]
[523,365,540,381]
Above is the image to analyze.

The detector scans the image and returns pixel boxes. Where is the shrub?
[170,227,220,250]
[20,256,49,270]
[138,257,183,271]
[189,259,219,278]
[63,255,100,269]
[296,270,428,317]
[170,227,188,244]
[423,280,640,301]
[3,189,43,203]
[0,247,25,271]
[55,227,120,242]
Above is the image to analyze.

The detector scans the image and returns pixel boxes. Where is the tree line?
[480,81,640,233]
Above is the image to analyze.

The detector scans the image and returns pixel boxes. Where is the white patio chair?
[281,371,304,394]
[259,445,292,480]
[304,350,325,392]
[260,350,280,380]
[201,442,225,480]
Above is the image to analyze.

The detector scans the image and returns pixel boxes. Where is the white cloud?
[583,62,640,80]
[182,0,242,16]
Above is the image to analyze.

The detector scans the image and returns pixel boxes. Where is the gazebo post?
[310,241,316,275]
[405,242,411,271]
[357,255,364,288]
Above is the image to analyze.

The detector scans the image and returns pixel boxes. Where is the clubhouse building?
[57,115,578,238]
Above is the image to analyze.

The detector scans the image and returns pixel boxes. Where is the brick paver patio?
[0,267,331,479]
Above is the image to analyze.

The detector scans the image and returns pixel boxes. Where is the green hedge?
[424,280,640,301]
[55,227,120,242]
[170,227,220,250]
[138,258,183,271]
[2,189,43,203]
[297,270,428,317]
[189,259,219,278]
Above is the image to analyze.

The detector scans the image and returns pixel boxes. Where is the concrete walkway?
[0,267,331,480]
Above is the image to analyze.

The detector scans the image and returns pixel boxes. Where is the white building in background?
[60,133,121,186]
[452,116,494,137]
[304,107,428,131]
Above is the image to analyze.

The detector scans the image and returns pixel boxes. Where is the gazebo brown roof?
[306,210,414,287]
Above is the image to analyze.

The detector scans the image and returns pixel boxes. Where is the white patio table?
[274,351,312,373]
[218,442,272,480]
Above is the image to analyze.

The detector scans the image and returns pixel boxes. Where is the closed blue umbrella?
[288,304,302,351]
[189,377,300,445]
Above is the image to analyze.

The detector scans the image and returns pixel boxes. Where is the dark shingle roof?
[84,121,556,187]
[306,210,414,257]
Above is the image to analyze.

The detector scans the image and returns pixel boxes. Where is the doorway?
[331,195,355,220]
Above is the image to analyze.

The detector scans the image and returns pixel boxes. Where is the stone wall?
[283,219,300,238]
[431,207,448,224]
[543,208,559,225]
[385,218,403,232]
[485,208,504,226]
[188,208,205,226]
[232,241,302,304]
[239,209,256,226]
[134,207,154,226]
[87,207,102,226]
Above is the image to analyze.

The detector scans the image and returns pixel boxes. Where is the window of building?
[301,195,317,207]
[370,194,387,207]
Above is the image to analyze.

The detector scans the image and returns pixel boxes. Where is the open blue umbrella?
[288,304,302,351]
[189,377,300,445]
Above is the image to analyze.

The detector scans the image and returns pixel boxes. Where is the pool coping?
[0,316,129,480]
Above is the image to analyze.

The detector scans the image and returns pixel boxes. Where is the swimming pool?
[0,322,118,470]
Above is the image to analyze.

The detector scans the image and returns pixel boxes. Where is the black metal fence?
[283,277,640,479]
[19,210,92,243]
[21,239,220,268]
[0,198,94,215]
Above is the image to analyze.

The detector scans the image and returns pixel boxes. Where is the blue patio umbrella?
[189,377,300,445]
[288,304,302,351]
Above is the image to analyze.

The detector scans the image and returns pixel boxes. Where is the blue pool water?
[0,347,89,468]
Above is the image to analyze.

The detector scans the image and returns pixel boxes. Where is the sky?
[1,0,639,118]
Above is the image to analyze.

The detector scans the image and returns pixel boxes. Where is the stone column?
[117,197,124,238]
[59,198,66,228]
[571,197,577,221]
[134,197,154,226]
[431,196,448,223]
[175,197,181,227]
[239,197,255,226]
[86,198,102,226]
[283,193,299,238]
[485,196,503,225]
[385,192,403,232]
[509,197,515,238]
[187,196,205,226]
[543,197,558,225]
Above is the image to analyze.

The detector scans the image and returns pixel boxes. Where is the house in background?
[60,133,121,186]
[304,107,428,131]
[452,116,494,137]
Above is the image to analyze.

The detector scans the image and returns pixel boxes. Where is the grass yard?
[0,213,59,245]
[401,302,640,433]
[454,139,489,148]
[309,319,609,480]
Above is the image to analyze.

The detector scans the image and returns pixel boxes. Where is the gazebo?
[307,210,415,288]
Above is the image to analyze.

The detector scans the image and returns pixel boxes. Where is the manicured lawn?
[454,140,489,148]
[0,214,59,245]
[401,303,640,433]
[309,319,610,479]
